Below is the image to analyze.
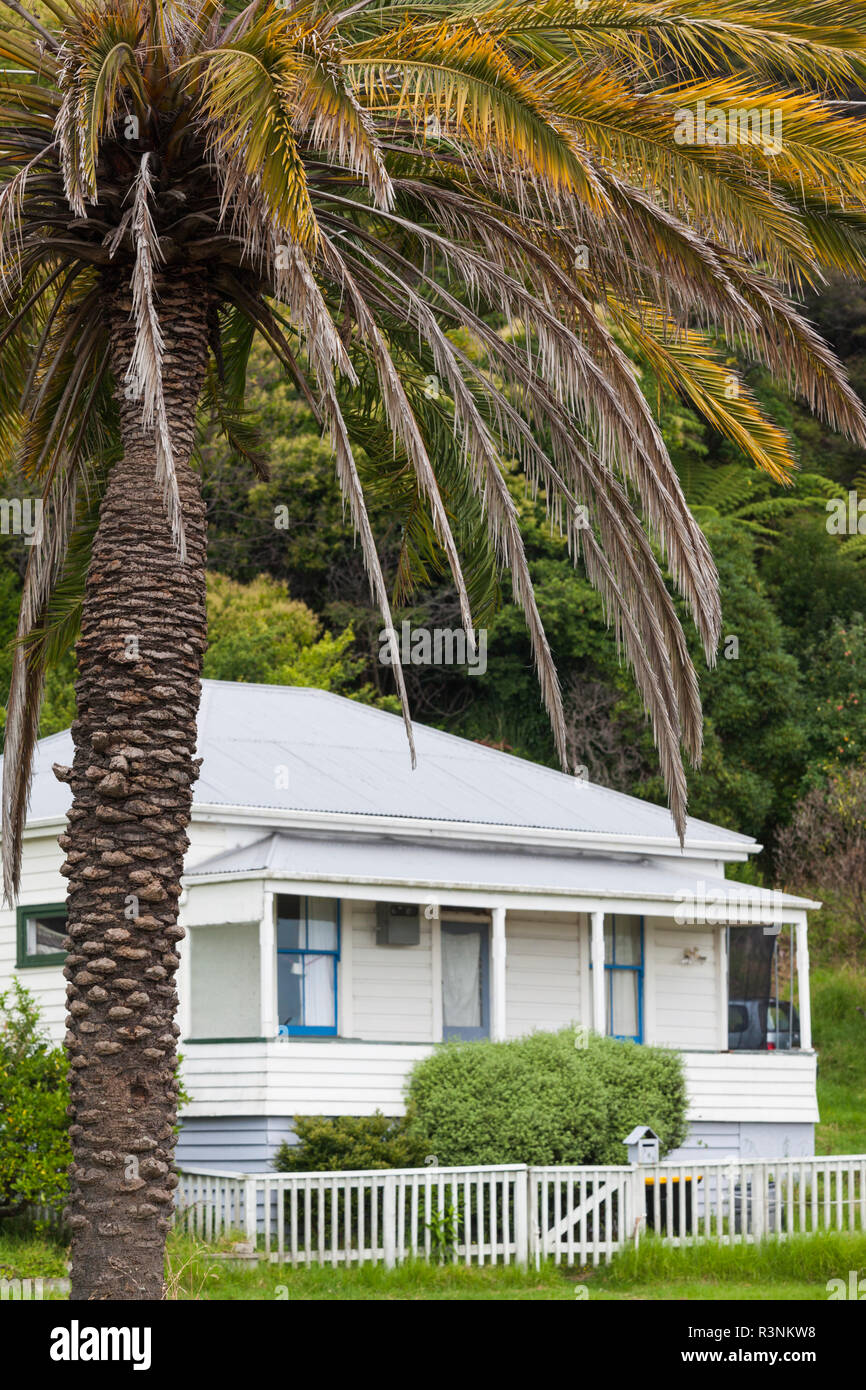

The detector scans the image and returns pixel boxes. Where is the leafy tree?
[762,517,866,649]
[801,615,866,785]
[775,766,866,956]
[2,0,866,1299]
[204,571,357,690]
[0,981,71,1218]
[680,520,805,837]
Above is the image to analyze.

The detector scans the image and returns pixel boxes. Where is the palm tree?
[2,0,866,1299]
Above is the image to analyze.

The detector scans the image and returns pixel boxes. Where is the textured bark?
[62,273,209,1299]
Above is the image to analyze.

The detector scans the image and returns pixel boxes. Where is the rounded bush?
[404,1030,688,1166]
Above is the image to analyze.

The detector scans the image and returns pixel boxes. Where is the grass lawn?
[4,1222,862,1300]
[812,966,866,1154]
[162,1228,866,1300]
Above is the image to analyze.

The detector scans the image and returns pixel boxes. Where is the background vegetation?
[4,277,865,927]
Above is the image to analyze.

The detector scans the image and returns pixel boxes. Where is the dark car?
[728,997,800,1050]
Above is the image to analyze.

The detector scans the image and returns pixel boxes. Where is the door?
[441,921,489,1041]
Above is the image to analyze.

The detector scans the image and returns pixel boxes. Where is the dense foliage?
[776,766,866,959]
[0,981,70,1216]
[273,1112,431,1172]
[403,1031,688,1166]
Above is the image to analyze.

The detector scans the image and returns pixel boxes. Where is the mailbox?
[622,1125,660,1165]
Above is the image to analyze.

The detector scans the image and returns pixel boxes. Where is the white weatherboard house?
[1,680,820,1170]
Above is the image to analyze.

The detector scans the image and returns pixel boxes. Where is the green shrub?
[273,1111,432,1172]
[0,981,71,1216]
[403,1030,688,1166]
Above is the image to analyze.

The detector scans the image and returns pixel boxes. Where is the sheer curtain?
[304,953,334,1027]
[442,930,481,1027]
[609,971,638,1037]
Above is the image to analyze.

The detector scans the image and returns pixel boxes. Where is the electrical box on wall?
[376,902,421,946]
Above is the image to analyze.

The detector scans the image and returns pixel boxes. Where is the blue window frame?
[276,895,340,1036]
[590,914,644,1043]
[441,921,490,1041]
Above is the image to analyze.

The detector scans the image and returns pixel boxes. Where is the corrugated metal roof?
[185,830,814,910]
[17,679,754,848]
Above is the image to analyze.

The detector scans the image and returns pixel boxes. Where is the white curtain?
[442,930,481,1027]
[304,953,334,1027]
[307,901,338,951]
[609,971,638,1037]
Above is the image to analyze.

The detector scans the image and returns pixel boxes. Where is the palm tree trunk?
[61,273,209,1300]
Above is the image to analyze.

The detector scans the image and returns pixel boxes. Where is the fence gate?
[531,1166,637,1266]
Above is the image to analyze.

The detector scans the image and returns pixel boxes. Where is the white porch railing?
[174,1154,866,1269]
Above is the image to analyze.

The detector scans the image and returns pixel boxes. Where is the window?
[441,921,489,1041]
[276,895,340,1035]
[726,924,799,1050]
[590,915,644,1042]
[16,904,67,968]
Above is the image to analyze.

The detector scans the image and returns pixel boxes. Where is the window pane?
[768,1002,791,1031]
[26,915,65,956]
[277,954,303,1028]
[729,1004,748,1033]
[276,894,303,950]
[613,918,641,965]
[610,970,639,1038]
[306,898,338,951]
[303,953,335,1027]
[603,920,613,965]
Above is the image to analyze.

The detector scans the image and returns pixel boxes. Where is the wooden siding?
[1,833,69,1041]
[684,1050,819,1124]
[647,916,719,1049]
[179,1040,818,1126]
[350,899,434,1042]
[504,909,584,1038]
[181,1040,434,1116]
[175,1115,295,1172]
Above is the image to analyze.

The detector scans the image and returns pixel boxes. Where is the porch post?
[717,924,728,1052]
[795,913,812,1051]
[491,906,507,1041]
[260,888,276,1038]
[590,910,606,1034]
[178,906,191,1042]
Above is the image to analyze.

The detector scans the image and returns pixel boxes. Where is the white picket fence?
[175,1153,866,1268]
